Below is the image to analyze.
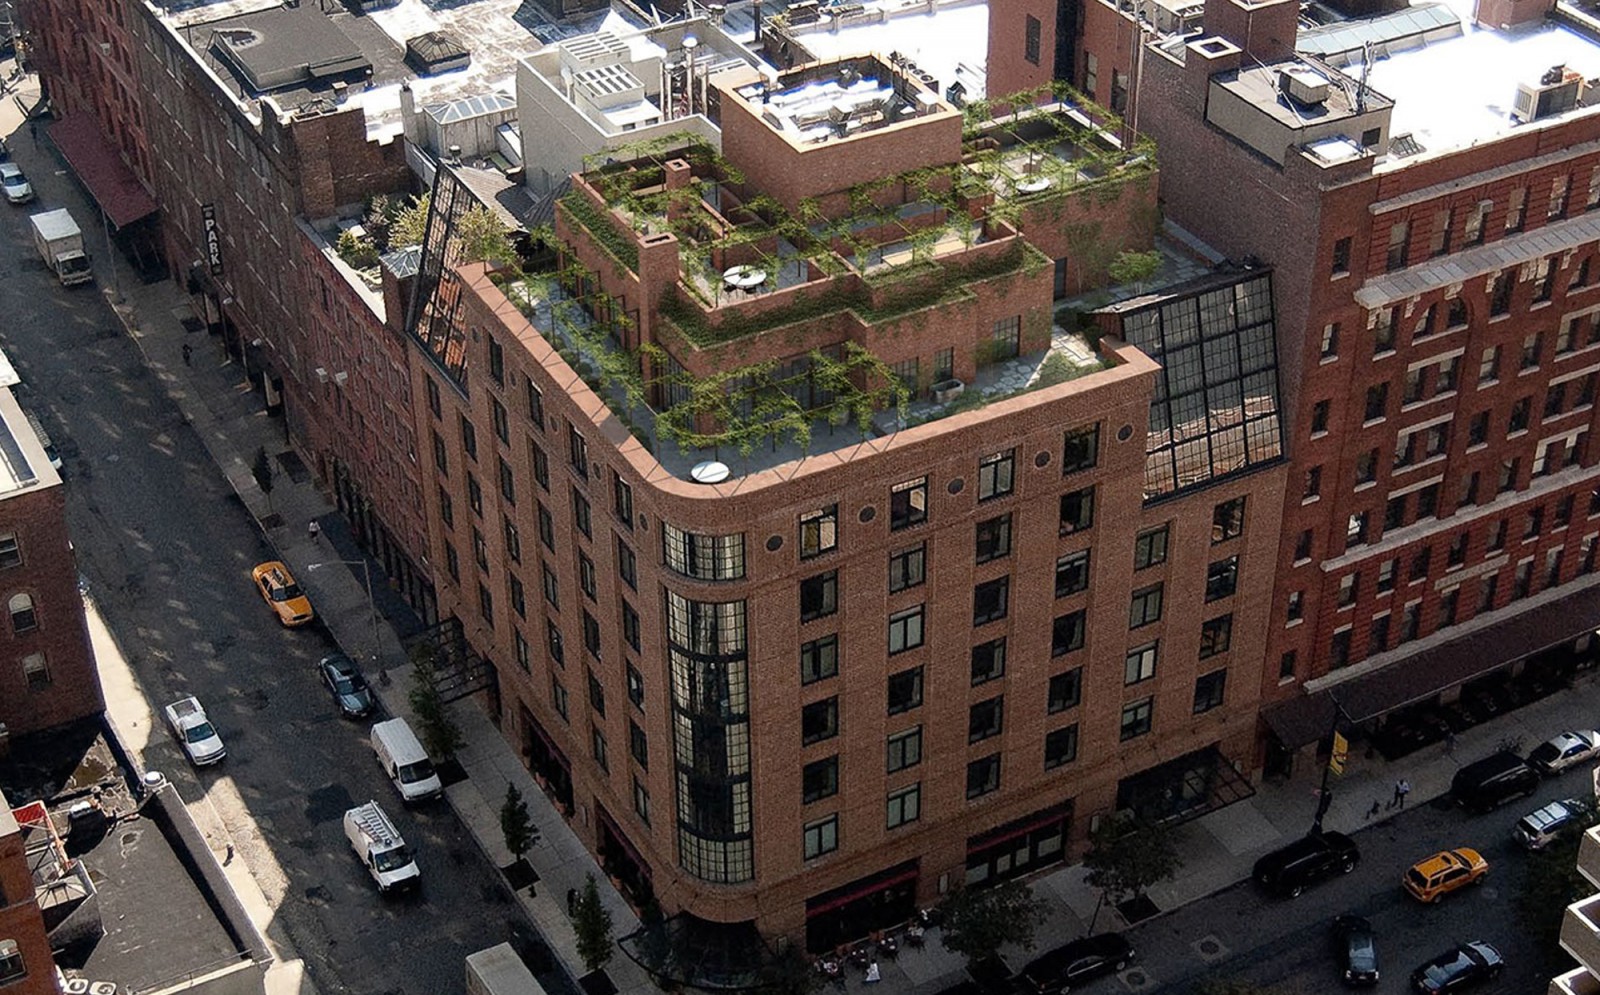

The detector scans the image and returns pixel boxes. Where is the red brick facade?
[0,801,56,995]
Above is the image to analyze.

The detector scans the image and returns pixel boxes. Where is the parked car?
[1451,751,1539,812]
[1515,797,1594,850]
[1410,941,1502,993]
[0,162,33,204]
[252,560,314,626]
[1527,730,1600,775]
[1252,830,1359,898]
[1331,914,1379,987]
[317,653,376,718]
[1404,848,1488,903]
[1014,933,1133,993]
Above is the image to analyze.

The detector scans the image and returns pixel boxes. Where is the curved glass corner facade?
[663,523,747,581]
[666,589,755,883]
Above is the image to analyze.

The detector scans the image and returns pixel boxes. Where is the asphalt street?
[1123,762,1587,994]
[0,144,525,994]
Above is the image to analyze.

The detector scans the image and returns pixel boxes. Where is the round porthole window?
[859,505,877,524]
[766,534,784,552]
[1117,424,1134,442]
[947,478,965,495]
[1034,451,1050,468]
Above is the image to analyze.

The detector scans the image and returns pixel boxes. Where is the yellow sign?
[1329,731,1349,777]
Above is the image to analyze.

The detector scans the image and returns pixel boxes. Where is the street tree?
[500,783,536,863]
[407,643,464,759]
[1083,814,1181,928]
[759,944,825,995]
[573,872,615,973]
[1518,830,1596,969]
[937,879,1049,970]
[251,447,274,508]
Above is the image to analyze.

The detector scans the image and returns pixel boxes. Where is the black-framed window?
[579,553,597,600]
[1059,487,1095,535]
[622,602,641,651]
[488,335,505,385]
[889,604,926,653]
[803,815,838,859]
[887,726,922,772]
[887,667,923,714]
[503,515,520,563]
[572,488,592,539]
[978,450,1015,501]
[1134,526,1169,569]
[1129,583,1163,628]
[891,477,928,530]
[588,670,606,715]
[499,457,516,505]
[530,439,550,491]
[663,525,745,581]
[627,664,644,708]
[802,756,839,803]
[1052,610,1085,656]
[968,696,1004,743]
[568,424,589,477]
[801,635,839,685]
[889,544,926,592]
[800,571,839,622]
[1193,669,1227,713]
[1044,725,1079,769]
[976,514,1012,563]
[971,638,1006,685]
[1205,556,1239,601]
[801,698,839,745]
[1048,668,1082,713]
[542,564,560,609]
[1023,13,1042,63]
[582,610,602,658]
[1062,424,1099,474]
[493,398,510,444]
[1120,698,1154,741]
[612,472,634,528]
[973,578,1009,625]
[966,754,1001,799]
[1125,642,1158,684]
[617,541,637,589]
[461,414,478,462]
[1212,497,1246,542]
[468,475,483,518]
[1055,549,1090,597]
[551,677,569,720]
[629,720,648,768]
[887,783,922,829]
[525,377,545,429]
[799,505,839,558]
[547,619,565,666]
[1199,615,1233,658]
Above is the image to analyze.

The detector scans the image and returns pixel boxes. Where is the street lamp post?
[308,559,380,663]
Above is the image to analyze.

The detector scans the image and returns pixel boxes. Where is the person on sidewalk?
[1389,780,1403,810]
[182,342,193,367]
[1445,730,1457,755]
[307,520,321,542]
[1396,778,1411,808]
[1366,799,1382,820]
[864,962,880,984]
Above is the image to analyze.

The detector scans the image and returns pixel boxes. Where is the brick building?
[0,794,56,995]
[409,54,1284,958]
[1112,0,1600,763]
[0,377,100,741]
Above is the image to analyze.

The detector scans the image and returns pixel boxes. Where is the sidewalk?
[65,110,1600,995]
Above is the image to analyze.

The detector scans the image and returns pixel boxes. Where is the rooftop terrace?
[772,0,989,100]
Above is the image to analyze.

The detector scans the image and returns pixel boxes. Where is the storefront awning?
[1263,580,1600,748]
[47,116,157,229]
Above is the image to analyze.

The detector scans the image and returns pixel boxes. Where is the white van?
[371,717,443,803]
[344,801,420,894]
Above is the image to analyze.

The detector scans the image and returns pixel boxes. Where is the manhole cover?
[1121,967,1153,990]
[1192,935,1228,962]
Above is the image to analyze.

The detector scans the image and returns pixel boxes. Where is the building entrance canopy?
[47,116,157,229]
[1263,581,1600,748]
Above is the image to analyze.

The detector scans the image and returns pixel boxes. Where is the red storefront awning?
[47,116,157,229]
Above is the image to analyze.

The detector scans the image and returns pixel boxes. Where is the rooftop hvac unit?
[1278,67,1330,107]
[1512,66,1582,123]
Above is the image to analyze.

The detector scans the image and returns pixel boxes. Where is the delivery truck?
[30,209,92,287]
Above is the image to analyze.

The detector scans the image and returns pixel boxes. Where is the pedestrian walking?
[1397,777,1411,808]
[1445,729,1457,755]
[1366,799,1381,820]
[1388,779,1403,810]
[864,962,880,984]
[566,888,578,917]
[307,520,321,542]
[181,342,193,367]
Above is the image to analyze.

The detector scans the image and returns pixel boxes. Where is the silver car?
[1515,797,1593,850]
[0,163,33,204]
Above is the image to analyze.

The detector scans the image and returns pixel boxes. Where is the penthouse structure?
[412,50,1285,959]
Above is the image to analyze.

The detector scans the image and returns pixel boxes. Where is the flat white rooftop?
[1362,0,1600,157]
[787,0,989,99]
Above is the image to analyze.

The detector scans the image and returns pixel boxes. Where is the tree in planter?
[1106,249,1162,291]
[407,643,464,760]
[250,447,274,509]
[458,205,516,267]
[572,872,615,974]
[1082,814,1182,930]
[937,879,1049,972]
[500,783,537,864]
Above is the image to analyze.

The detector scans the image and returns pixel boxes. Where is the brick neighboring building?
[0,794,56,995]
[411,54,1285,957]
[0,380,99,741]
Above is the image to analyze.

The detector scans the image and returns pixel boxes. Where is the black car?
[1451,751,1539,812]
[1331,914,1379,987]
[1252,830,1359,898]
[317,653,376,718]
[1411,942,1502,993]
[1015,933,1133,993]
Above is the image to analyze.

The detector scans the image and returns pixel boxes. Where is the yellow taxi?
[252,561,314,627]
[1404,847,1488,903]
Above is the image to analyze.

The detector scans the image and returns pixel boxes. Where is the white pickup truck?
[164,696,226,766]
[345,801,420,894]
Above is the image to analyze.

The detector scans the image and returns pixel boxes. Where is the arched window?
[9,593,35,633]
[21,652,47,689]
